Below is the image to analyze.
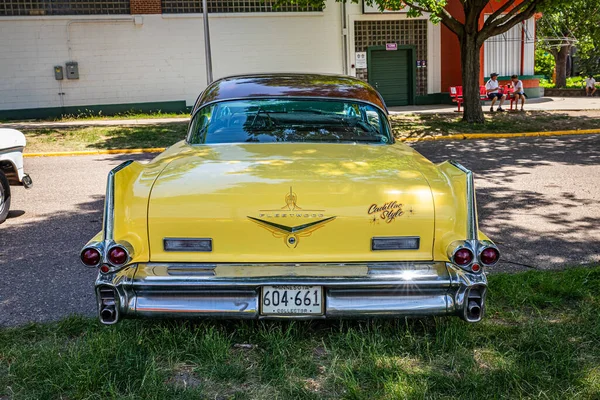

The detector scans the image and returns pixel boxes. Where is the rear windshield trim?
[189,96,389,121]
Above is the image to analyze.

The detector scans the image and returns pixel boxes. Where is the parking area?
[1,135,599,326]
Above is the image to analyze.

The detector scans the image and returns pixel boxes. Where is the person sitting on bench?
[585,74,597,96]
[486,73,506,112]
[511,74,526,111]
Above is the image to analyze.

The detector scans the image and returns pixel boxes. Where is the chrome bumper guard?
[95,262,487,324]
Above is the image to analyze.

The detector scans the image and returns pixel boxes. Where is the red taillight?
[480,247,500,265]
[100,265,110,273]
[453,248,473,265]
[108,246,128,265]
[81,248,101,266]
[471,263,481,272]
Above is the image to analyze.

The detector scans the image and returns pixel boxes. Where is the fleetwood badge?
[248,187,335,248]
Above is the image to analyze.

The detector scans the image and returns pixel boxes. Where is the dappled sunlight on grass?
[3,267,598,398]
[390,110,600,139]
[22,123,188,153]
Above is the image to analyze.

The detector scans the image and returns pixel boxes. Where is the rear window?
[187,98,392,144]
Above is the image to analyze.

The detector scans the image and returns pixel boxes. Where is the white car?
[0,128,32,223]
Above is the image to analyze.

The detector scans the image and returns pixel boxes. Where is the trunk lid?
[148,143,435,263]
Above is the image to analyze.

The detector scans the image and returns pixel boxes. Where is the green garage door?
[368,49,412,106]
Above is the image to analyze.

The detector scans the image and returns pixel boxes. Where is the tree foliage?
[371,0,552,123]
[537,0,600,86]
[534,47,555,78]
[279,0,555,123]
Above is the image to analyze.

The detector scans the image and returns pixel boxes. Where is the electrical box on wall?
[66,62,79,79]
[54,66,64,80]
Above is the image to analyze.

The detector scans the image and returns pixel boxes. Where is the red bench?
[449,86,489,112]
[501,85,521,111]
[450,85,521,112]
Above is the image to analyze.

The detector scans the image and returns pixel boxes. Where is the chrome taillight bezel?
[453,247,475,266]
[80,245,102,268]
[477,241,500,267]
[448,240,500,273]
[106,244,130,267]
[80,241,133,274]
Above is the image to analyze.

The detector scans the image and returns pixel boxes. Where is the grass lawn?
[57,111,189,121]
[12,110,600,153]
[390,110,600,139]
[5,110,189,123]
[22,123,188,153]
[1,267,599,399]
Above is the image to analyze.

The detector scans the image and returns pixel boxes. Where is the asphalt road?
[1,135,599,326]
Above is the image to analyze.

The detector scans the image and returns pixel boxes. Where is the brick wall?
[131,0,161,14]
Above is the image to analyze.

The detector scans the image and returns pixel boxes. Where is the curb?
[23,129,600,157]
[399,128,600,143]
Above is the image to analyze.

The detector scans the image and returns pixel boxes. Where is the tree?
[400,0,550,122]
[534,47,555,78]
[537,0,600,87]
[280,0,554,123]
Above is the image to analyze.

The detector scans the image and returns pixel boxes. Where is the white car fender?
[0,128,27,182]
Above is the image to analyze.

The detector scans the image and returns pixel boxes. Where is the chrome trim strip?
[449,160,478,240]
[191,96,389,118]
[163,238,213,252]
[327,290,450,317]
[132,262,451,288]
[94,262,488,324]
[371,236,420,251]
[102,160,133,243]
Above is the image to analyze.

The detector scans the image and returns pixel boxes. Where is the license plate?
[261,285,323,315]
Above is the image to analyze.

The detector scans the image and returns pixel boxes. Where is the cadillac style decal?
[368,201,404,224]
[249,188,335,248]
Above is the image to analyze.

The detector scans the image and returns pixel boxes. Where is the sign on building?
[355,52,367,68]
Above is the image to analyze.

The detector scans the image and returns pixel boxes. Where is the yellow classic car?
[80,74,499,325]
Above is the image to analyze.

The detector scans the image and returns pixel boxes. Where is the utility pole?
[202,0,213,84]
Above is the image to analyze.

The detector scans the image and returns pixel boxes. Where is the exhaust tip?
[462,287,485,322]
[100,306,116,323]
[98,286,119,324]
[467,300,481,320]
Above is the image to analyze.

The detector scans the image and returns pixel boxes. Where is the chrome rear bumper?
[95,262,487,324]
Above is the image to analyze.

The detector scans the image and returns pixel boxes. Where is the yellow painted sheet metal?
[147,142,436,263]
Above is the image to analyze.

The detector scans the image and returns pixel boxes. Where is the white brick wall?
[0,5,342,111]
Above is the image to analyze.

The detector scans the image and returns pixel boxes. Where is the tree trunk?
[460,32,484,123]
[554,45,570,88]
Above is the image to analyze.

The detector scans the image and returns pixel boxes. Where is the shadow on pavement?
[0,196,104,326]
[413,134,600,271]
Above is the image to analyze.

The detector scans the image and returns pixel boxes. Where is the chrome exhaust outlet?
[100,306,116,323]
[467,300,481,320]
[461,286,486,322]
[97,286,119,325]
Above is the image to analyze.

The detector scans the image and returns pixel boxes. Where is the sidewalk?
[2,97,600,129]
[389,96,600,114]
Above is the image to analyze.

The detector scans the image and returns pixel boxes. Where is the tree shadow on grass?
[22,123,188,152]
[392,110,600,139]
[4,284,597,400]
[88,123,188,150]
